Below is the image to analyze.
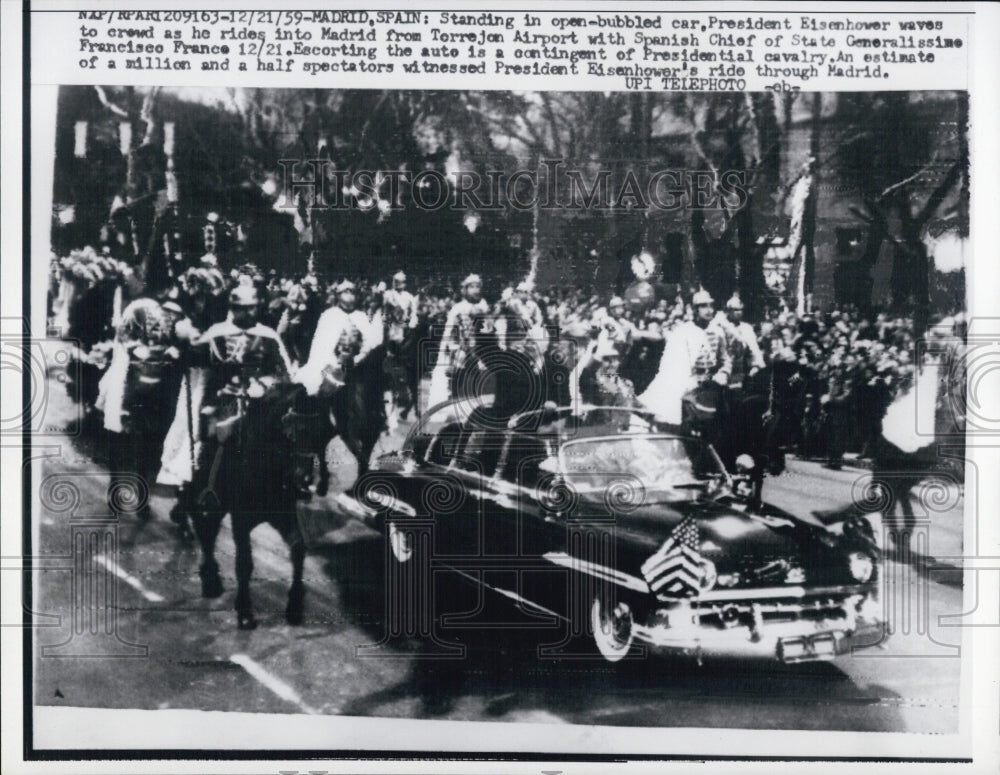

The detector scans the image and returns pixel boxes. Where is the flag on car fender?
[641,516,706,596]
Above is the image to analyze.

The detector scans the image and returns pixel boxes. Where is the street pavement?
[29,374,966,736]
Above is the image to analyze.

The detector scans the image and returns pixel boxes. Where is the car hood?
[572,493,858,587]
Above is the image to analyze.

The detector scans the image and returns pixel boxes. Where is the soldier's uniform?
[719,296,765,391]
[198,316,291,399]
[187,286,292,511]
[639,290,731,430]
[297,280,374,397]
[716,296,768,472]
[382,271,421,419]
[97,297,184,519]
[383,272,419,343]
[595,296,638,350]
[436,274,490,402]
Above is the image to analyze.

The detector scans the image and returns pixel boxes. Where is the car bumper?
[633,609,886,663]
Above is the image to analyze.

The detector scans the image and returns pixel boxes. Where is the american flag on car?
[641,516,706,596]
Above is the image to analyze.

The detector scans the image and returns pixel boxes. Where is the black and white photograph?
[32,82,971,727]
[4,2,1000,772]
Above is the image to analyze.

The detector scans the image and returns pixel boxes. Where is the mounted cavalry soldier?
[639,289,731,433]
[185,285,292,519]
[297,280,377,398]
[293,279,386,496]
[198,284,292,409]
[181,284,306,629]
[97,296,185,521]
[382,270,420,421]
[158,268,228,532]
[383,270,419,339]
[432,273,490,403]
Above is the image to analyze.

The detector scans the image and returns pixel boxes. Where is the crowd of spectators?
[53,252,967,468]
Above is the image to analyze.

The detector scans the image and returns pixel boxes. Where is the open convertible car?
[352,398,886,664]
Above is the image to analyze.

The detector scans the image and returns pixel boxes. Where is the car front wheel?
[591,594,635,662]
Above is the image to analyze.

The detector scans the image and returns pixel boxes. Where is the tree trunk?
[797,93,823,313]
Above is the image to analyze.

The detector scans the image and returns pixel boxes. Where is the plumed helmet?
[182,266,225,297]
[462,273,482,288]
[229,284,258,307]
[692,289,715,306]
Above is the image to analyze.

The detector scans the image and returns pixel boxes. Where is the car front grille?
[655,591,865,631]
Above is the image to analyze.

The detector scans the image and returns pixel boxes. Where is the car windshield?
[559,435,725,497]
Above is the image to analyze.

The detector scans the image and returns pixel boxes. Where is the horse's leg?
[191,508,225,598]
[231,519,257,630]
[403,343,420,418]
[313,416,335,496]
[357,438,376,479]
[407,368,418,418]
[283,518,306,626]
[294,392,332,497]
[340,432,368,492]
[314,448,331,497]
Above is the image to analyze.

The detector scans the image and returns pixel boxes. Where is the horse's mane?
[250,381,309,446]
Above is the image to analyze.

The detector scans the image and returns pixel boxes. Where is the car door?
[448,424,507,566]
[399,402,474,559]
[492,432,570,622]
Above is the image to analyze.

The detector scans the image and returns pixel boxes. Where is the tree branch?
[915,160,962,227]
[877,152,940,201]
[94,85,129,118]
[539,93,563,157]
[139,87,160,146]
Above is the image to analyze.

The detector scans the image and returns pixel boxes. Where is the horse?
[383,327,421,424]
[190,380,306,630]
[289,342,391,498]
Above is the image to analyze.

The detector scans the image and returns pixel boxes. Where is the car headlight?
[699,557,717,591]
[847,551,875,583]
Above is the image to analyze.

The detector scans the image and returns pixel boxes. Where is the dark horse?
[192,345,389,629]
[191,381,306,629]
[291,342,390,498]
[383,326,421,423]
[718,367,786,508]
